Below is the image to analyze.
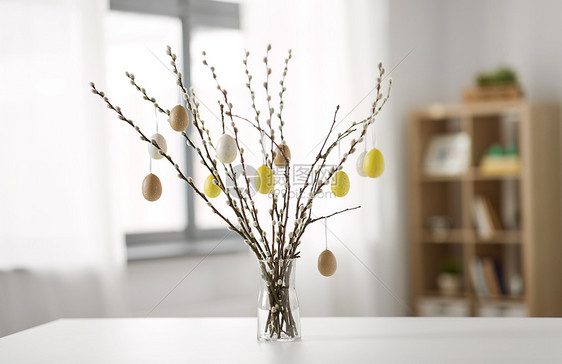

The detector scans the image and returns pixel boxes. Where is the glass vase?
[257,258,301,341]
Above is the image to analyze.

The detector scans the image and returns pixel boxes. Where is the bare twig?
[309,205,361,224]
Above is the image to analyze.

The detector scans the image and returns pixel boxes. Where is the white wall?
[126,253,257,317]
[389,0,562,104]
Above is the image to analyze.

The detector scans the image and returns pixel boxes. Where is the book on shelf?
[473,196,502,239]
[482,258,501,298]
[470,257,505,299]
[470,258,488,298]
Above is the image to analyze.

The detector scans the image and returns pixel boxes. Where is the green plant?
[476,67,518,87]
[441,260,462,275]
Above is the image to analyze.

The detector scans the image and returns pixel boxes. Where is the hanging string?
[149,149,153,173]
[154,105,159,134]
[149,105,159,174]
[324,217,328,250]
[372,122,377,149]
[177,84,182,106]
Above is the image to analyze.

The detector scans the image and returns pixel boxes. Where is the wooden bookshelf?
[408,101,562,317]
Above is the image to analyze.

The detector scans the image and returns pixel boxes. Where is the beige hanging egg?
[216,134,237,164]
[168,105,189,132]
[147,133,167,160]
[142,173,162,201]
[273,143,291,167]
[318,249,337,277]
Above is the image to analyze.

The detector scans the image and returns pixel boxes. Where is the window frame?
[110,0,244,260]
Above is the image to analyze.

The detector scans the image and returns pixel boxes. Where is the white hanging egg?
[216,134,237,164]
[147,133,167,160]
[356,151,367,177]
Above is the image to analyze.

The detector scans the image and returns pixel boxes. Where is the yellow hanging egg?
[273,143,291,167]
[256,165,274,194]
[169,105,189,132]
[363,148,385,178]
[318,249,337,277]
[204,174,221,198]
[331,171,350,197]
[142,173,162,201]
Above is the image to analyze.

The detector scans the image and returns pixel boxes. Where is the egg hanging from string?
[273,143,291,168]
[142,173,162,201]
[247,165,261,193]
[331,170,350,197]
[363,148,385,178]
[204,174,221,198]
[216,134,238,164]
[355,151,368,177]
[168,105,189,132]
[147,133,167,160]
[256,165,274,194]
[318,249,337,277]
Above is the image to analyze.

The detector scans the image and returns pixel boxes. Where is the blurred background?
[1,0,561,336]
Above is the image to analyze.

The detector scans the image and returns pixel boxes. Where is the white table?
[0,317,561,363]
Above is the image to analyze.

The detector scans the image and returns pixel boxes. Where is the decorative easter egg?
[142,173,162,201]
[363,148,385,178]
[169,105,189,131]
[355,151,367,177]
[256,165,274,194]
[331,171,350,197]
[147,133,167,160]
[204,174,221,198]
[216,134,237,164]
[318,249,337,277]
[273,143,291,167]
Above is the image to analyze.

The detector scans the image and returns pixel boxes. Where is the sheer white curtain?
[0,0,125,335]
[242,0,407,316]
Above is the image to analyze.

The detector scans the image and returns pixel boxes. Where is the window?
[107,0,242,259]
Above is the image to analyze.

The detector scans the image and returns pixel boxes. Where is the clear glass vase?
[257,258,301,341]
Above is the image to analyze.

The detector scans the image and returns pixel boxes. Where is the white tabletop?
[0,317,561,364]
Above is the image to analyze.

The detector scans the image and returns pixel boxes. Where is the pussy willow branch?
[126,72,170,116]
[262,46,292,258]
[165,47,263,251]
[309,205,361,224]
[290,71,392,253]
[294,105,340,225]
[200,52,266,250]
[88,83,271,259]
[277,49,292,143]
[243,50,267,163]
[94,45,390,263]
[124,68,255,244]
[277,49,293,256]
[263,45,279,254]
[310,66,391,200]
